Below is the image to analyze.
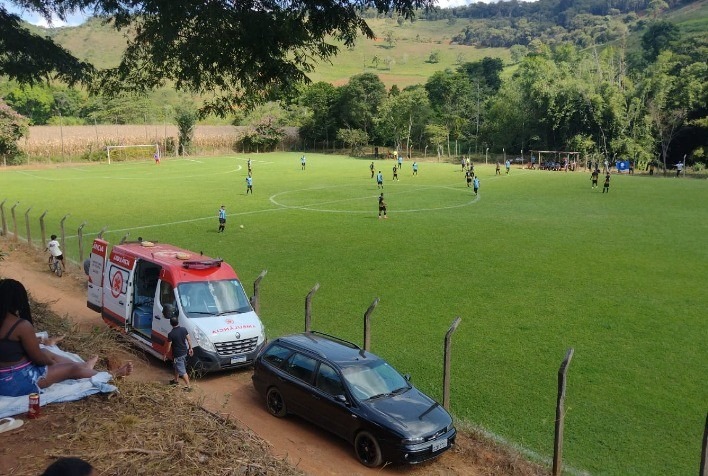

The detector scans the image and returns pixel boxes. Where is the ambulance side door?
[151,274,176,354]
[87,238,109,312]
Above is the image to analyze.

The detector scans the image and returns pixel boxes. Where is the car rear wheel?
[354,431,383,467]
[266,387,287,417]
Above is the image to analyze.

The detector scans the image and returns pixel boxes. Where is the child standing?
[164,316,194,390]
[602,173,611,193]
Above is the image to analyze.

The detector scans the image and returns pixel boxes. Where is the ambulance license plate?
[431,438,447,452]
[231,355,247,364]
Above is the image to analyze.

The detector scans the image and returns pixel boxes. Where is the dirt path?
[0,242,526,476]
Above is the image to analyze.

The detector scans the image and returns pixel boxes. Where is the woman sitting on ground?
[0,279,132,397]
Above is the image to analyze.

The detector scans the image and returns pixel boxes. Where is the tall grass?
[0,153,706,475]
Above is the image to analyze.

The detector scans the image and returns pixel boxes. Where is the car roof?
[274,332,379,366]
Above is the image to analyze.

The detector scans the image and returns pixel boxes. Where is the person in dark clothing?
[164,316,193,390]
[602,173,611,193]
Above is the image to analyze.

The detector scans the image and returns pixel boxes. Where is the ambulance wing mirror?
[162,303,178,319]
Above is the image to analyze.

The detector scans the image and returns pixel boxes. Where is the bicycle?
[48,255,63,277]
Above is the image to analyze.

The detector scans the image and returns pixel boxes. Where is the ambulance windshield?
[177,280,252,317]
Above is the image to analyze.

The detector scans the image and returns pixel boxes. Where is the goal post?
[106,144,160,164]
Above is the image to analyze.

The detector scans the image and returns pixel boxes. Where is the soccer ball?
[240,225,244,229]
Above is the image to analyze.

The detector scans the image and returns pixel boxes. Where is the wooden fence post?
[552,348,575,476]
[304,283,320,332]
[59,214,70,254]
[363,297,379,351]
[10,202,19,241]
[24,206,32,247]
[700,412,707,476]
[77,221,87,263]
[39,210,48,248]
[442,317,461,411]
[251,269,268,315]
[0,199,6,236]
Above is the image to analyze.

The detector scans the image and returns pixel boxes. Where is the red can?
[27,392,40,419]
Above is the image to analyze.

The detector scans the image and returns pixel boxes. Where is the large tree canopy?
[0,0,434,115]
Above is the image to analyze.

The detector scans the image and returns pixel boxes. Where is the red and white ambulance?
[86,238,266,373]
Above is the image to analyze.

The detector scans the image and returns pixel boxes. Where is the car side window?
[315,363,345,396]
[286,353,317,383]
[262,344,292,368]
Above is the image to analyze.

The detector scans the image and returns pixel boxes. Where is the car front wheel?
[266,387,287,417]
[354,430,383,467]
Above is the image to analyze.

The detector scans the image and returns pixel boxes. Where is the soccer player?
[473,176,480,195]
[378,193,387,219]
[218,205,226,232]
[370,161,375,178]
[495,162,501,175]
[505,159,511,174]
[301,155,306,170]
[392,165,398,181]
[247,158,252,174]
[245,174,253,194]
[465,169,472,187]
[376,171,384,189]
[412,162,418,176]
[602,173,611,193]
[591,169,599,189]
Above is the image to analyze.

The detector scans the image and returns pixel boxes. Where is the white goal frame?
[106,144,160,164]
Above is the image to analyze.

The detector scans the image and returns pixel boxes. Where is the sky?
[1,0,500,28]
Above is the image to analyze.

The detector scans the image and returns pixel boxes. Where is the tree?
[0,0,434,115]
[375,85,431,155]
[175,106,197,156]
[0,99,29,166]
[5,86,54,125]
[333,73,386,138]
[641,21,680,61]
[427,51,441,64]
[337,128,369,156]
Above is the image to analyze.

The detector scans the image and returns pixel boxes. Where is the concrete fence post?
[10,202,20,241]
[39,211,48,248]
[443,317,461,411]
[97,226,108,239]
[0,199,7,236]
[120,233,130,244]
[24,206,33,247]
[251,269,268,315]
[552,348,575,476]
[59,214,70,256]
[700,412,707,476]
[304,283,320,332]
[363,298,380,352]
[77,221,87,263]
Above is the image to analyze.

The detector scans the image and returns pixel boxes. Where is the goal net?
[106,144,160,164]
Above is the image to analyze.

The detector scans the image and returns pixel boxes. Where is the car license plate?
[431,438,447,452]
[230,355,247,364]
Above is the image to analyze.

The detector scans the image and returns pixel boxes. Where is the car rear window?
[262,344,292,367]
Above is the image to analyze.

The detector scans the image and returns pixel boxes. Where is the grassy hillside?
[30,16,509,90]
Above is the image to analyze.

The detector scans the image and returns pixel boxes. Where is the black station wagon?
[252,332,456,467]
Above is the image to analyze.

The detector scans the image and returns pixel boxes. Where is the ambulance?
[86,238,266,374]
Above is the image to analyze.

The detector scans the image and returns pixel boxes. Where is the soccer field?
[1,153,706,475]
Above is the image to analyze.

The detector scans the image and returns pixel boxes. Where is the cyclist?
[45,234,65,273]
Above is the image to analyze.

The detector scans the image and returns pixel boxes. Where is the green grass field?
[1,154,706,475]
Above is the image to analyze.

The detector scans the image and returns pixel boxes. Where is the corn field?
[18,125,299,162]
